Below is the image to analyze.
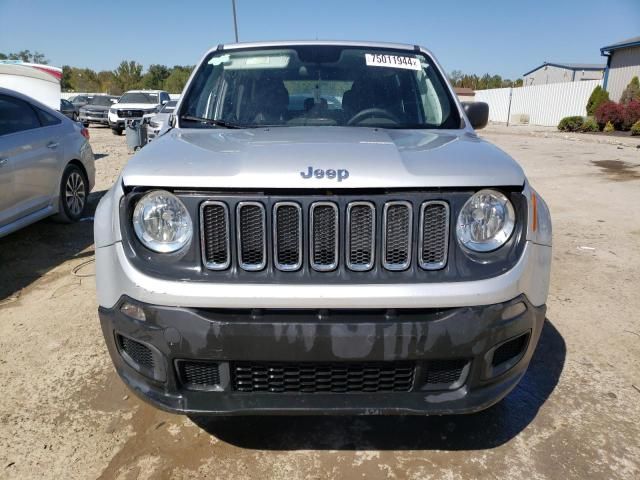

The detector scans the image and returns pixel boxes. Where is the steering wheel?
[347,108,400,126]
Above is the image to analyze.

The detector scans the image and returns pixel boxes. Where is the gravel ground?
[0,124,639,479]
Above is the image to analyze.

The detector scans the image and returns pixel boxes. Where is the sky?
[0,0,638,79]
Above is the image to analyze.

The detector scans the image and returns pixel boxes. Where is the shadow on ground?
[0,190,105,302]
[191,319,565,451]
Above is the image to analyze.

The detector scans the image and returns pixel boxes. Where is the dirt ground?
[1,124,639,479]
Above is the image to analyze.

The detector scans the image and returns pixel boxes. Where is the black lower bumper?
[98,296,545,415]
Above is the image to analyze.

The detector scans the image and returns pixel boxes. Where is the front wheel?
[72,112,78,122]
[52,164,88,223]
[83,122,90,128]
[111,127,123,136]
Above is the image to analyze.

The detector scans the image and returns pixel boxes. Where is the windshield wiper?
[180,115,243,129]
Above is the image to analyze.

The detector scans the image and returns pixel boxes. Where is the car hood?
[122,127,525,189]
[112,103,158,110]
[80,104,110,112]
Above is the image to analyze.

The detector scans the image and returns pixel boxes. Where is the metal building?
[601,36,640,102]
[522,62,604,86]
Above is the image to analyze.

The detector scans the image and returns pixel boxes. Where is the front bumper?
[99,295,545,415]
[80,113,108,125]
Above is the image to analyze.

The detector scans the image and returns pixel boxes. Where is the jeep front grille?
[383,201,413,271]
[237,202,266,271]
[200,198,450,273]
[274,202,302,271]
[310,202,339,271]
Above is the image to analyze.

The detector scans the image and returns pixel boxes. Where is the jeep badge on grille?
[300,166,350,182]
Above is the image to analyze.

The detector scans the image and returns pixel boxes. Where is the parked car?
[143,100,177,142]
[60,98,79,121]
[68,94,93,108]
[0,88,95,237]
[95,41,552,417]
[79,95,119,127]
[107,90,170,136]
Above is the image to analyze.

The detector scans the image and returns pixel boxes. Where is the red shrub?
[594,101,624,129]
[622,100,640,130]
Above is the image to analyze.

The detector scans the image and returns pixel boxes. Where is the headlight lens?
[133,190,192,253]
[456,189,515,252]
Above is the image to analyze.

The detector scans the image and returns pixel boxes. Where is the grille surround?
[418,201,450,270]
[176,360,222,391]
[273,202,303,271]
[200,201,231,270]
[236,201,267,271]
[346,201,376,271]
[309,202,339,272]
[382,201,413,271]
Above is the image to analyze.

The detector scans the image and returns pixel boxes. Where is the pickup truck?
[95,41,552,416]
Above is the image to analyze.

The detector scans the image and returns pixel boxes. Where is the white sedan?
[0,87,95,237]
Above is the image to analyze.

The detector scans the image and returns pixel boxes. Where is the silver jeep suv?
[95,41,552,416]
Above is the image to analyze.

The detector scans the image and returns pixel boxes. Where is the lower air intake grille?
[232,361,415,393]
[424,359,467,385]
[176,361,221,390]
[117,335,154,370]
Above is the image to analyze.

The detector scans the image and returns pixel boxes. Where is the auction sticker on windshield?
[365,53,421,71]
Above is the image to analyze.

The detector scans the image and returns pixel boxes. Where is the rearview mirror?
[462,102,489,130]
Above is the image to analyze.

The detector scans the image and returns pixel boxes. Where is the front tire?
[83,122,90,128]
[111,127,123,136]
[52,164,88,223]
[72,112,78,121]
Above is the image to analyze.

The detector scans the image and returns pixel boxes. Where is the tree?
[60,65,73,91]
[586,85,610,116]
[114,60,143,91]
[620,76,640,105]
[142,64,171,90]
[164,65,193,93]
[5,49,48,64]
[97,70,121,95]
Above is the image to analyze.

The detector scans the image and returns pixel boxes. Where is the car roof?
[217,40,419,52]
[124,89,165,93]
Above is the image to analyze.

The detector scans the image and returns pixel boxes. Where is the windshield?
[180,46,460,129]
[119,92,158,104]
[89,96,117,106]
[160,100,177,113]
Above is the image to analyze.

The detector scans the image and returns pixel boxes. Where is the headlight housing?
[133,190,192,253]
[456,189,515,252]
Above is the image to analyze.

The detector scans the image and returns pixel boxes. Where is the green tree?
[0,53,7,60]
[60,65,73,91]
[586,85,610,116]
[620,76,640,104]
[68,67,100,92]
[97,70,121,95]
[142,64,171,90]
[6,49,48,64]
[114,60,143,91]
[164,65,193,93]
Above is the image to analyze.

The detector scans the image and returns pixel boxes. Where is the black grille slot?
[419,201,449,270]
[232,361,415,393]
[383,201,412,270]
[310,202,338,271]
[274,203,302,271]
[177,361,221,390]
[492,333,529,367]
[347,202,375,271]
[201,202,230,270]
[237,202,266,270]
[117,335,154,370]
[117,109,144,118]
[424,359,467,385]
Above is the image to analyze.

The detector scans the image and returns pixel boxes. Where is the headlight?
[456,189,515,252]
[133,190,193,253]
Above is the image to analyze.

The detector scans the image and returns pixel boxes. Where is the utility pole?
[231,0,239,42]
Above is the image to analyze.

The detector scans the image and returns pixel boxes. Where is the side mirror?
[161,100,168,105]
[462,101,489,130]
